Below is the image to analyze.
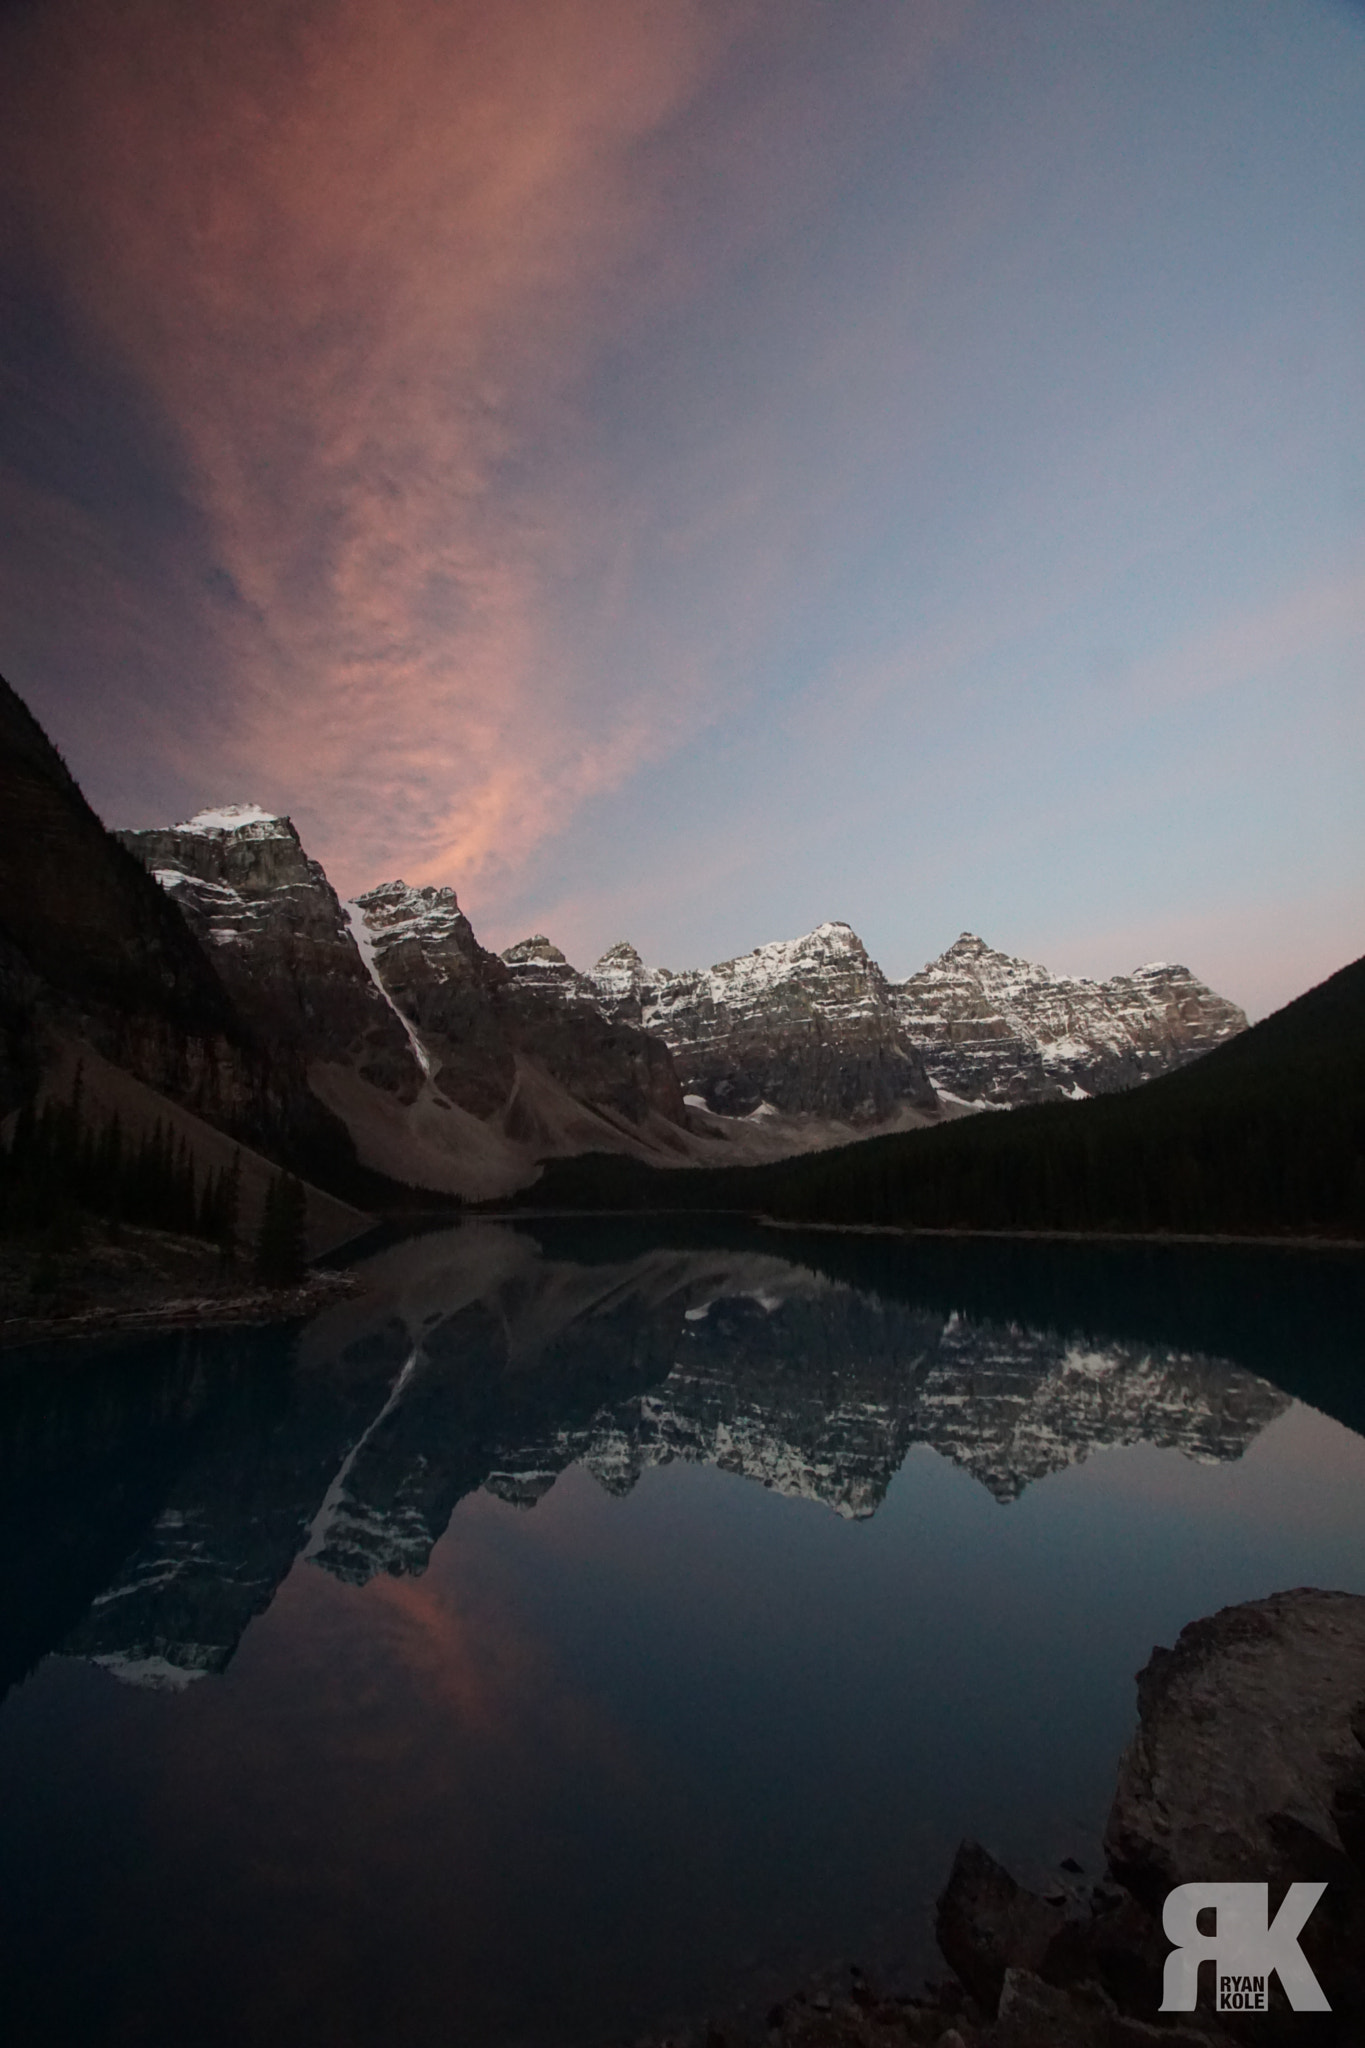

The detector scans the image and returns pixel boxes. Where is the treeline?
[752,1080,1363,1236]
[0,1065,309,1282]
[522,953,1365,1241]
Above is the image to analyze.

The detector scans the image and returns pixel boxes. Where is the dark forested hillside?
[0,672,357,1194]
[519,953,1365,1240]
[0,675,237,1057]
[1,672,235,1121]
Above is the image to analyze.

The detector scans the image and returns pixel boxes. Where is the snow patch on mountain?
[180,803,282,833]
[344,900,435,1080]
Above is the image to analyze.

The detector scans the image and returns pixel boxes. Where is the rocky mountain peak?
[118,811,689,1182]
[340,899,686,1140]
[919,931,1057,987]
[587,941,656,1024]
[117,811,424,1094]
[536,913,1249,1124]
[353,880,481,962]
[893,933,1247,1103]
[131,803,320,897]
[943,930,995,960]
[696,918,889,1020]
[591,939,649,982]
[605,919,936,1122]
[501,935,597,1003]
[811,918,864,951]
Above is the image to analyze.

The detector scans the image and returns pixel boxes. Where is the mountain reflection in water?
[2,1223,1365,2048]
[0,1221,1329,1696]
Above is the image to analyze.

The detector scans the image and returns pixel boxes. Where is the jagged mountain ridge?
[114,808,697,1198]
[578,920,940,1123]
[112,780,1244,1182]
[355,882,683,1133]
[511,920,1245,1118]
[893,930,1248,1103]
[0,669,1256,1198]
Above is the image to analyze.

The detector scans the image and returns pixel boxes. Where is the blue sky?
[0,0,1361,1014]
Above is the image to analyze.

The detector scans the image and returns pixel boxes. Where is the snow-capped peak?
[353,879,471,943]
[179,803,284,833]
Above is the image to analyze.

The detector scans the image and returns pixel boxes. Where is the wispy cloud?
[0,0,754,888]
[3,0,1358,1025]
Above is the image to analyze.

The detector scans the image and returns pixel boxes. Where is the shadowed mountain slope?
[0,671,235,1113]
[0,673,364,1197]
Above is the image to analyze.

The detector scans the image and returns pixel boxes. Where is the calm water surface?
[1,1221,1363,2047]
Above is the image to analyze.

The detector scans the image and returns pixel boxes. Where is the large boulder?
[936,1590,1365,2044]
[1106,1588,1365,2033]
[640,1591,1365,2046]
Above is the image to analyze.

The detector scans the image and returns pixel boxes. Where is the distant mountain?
[495,919,1245,1127]
[578,919,939,1122]
[892,931,1246,1103]
[116,809,424,1099]
[754,948,1365,1238]
[352,880,685,1137]
[111,799,1254,1190]
[0,668,1260,1214]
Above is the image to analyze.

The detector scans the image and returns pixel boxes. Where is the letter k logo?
[1160,1882,1331,2012]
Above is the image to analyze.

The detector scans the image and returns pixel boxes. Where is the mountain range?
[529,945,1365,1240]
[0,668,1278,1220]
[113,787,1243,1201]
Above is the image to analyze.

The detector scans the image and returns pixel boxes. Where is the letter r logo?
[1160,1882,1330,2012]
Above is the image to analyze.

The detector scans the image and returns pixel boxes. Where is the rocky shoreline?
[642,1589,1365,2047]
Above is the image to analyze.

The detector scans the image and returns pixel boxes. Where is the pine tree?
[254,1170,307,1286]
[220,1149,242,1266]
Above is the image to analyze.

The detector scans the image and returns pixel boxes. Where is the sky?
[0,0,1361,1018]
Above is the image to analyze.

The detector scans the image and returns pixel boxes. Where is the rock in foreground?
[649,1589,1365,2046]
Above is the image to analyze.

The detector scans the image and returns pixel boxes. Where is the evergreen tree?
[254,1170,307,1285]
[220,1149,242,1265]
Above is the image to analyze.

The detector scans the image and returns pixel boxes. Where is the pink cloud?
[0,0,757,890]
